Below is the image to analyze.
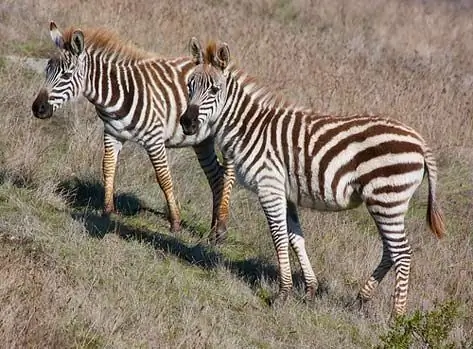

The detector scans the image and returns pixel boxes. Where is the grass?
[1,0,472,347]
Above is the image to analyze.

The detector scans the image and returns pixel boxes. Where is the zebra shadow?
[71,210,332,303]
[57,177,213,236]
[57,177,144,216]
[71,210,285,297]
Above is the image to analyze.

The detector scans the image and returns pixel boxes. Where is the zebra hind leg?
[357,239,393,310]
[359,206,411,316]
[286,201,318,302]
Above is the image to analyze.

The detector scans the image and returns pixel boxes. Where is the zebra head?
[32,21,86,119]
[180,37,230,136]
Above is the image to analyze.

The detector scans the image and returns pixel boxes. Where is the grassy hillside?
[0,0,472,347]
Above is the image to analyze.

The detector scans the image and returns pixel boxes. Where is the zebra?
[179,38,445,316]
[31,22,233,241]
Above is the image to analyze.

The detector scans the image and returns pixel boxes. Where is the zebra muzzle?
[180,104,199,135]
[32,89,53,119]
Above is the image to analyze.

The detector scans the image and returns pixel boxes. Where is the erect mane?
[203,41,217,65]
[202,39,310,112]
[232,65,310,112]
[62,26,152,61]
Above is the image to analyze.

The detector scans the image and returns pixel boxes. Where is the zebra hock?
[31,22,232,240]
[180,38,445,316]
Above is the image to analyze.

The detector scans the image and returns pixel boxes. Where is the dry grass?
[0,0,472,348]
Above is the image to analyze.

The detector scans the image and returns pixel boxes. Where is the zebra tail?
[424,146,446,239]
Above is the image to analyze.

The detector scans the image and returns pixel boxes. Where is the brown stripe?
[108,65,121,107]
[312,117,376,199]
[238,95,258,147]
[125,66,146,131]
[331,140,423,200]
[318,124,421,199]
[93,54,101,100]
[365,198,407,208]
[280,113,291,181]
[291,112,302,199]
[357,163,424,187]
[116,66,135,118]
[372,182,417,195]
[245,108,279,171]
[269,114,285,169]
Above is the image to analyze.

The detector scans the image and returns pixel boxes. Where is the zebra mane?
[203,41,217,65]
[231,64,310,112]
[201,40,310,112]
[62,26,152,61]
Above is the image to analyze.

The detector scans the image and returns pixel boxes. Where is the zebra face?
[181,69,227,135]
[180,37,230,136]
[32,21,86,119]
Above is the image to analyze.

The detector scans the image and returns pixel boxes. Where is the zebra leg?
[357,239,393,305]
[102,132,123,215]
[359,207,411,316]
[146,140,181,233]
[192,138,235,244]
[259,189,293,305]
[286,201,318,301]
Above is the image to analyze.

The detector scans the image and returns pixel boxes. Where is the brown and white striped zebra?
[179,38,445,316]
[31,22,232,240]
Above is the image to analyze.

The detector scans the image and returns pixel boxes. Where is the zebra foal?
[32,22,232,240]
[179,38,445,316]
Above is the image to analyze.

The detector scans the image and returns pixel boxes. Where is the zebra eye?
[209,85,220,95]
[63,72,72,79]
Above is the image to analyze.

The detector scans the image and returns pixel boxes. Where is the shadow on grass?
[72,210,284,295]
[61,177,328,301]
[57,177,212,238]
[57,177,144,216]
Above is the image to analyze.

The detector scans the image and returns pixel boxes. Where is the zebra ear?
[215,42,230,71]
[189,37,203,65]
[70,30,85,55]
[49,21,64,49]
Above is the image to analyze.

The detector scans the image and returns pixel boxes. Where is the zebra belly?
[295,184,363,212]
[103,120,135,141]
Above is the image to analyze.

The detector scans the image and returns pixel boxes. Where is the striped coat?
[180,38,445,316]
[32,22,231,240]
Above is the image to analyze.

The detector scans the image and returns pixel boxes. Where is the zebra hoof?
[170,220,182,234]
[270,291,290,308]
[210,223,228,246]
[347,294,369,316]
[303,284,318,303]
[102,206,117,217]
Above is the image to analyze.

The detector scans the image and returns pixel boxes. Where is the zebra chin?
[181,123,198,136]
[180,116,200,135]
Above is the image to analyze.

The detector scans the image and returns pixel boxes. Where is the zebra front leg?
[102,132,123,215]
[192,139,235,244]
[287,201,318,301]
[146,141,181,233]
[212,158,235,244]
[259,189,293,306]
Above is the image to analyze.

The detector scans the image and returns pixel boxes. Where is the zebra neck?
[213,73,268,154]
[82,51,137,111]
